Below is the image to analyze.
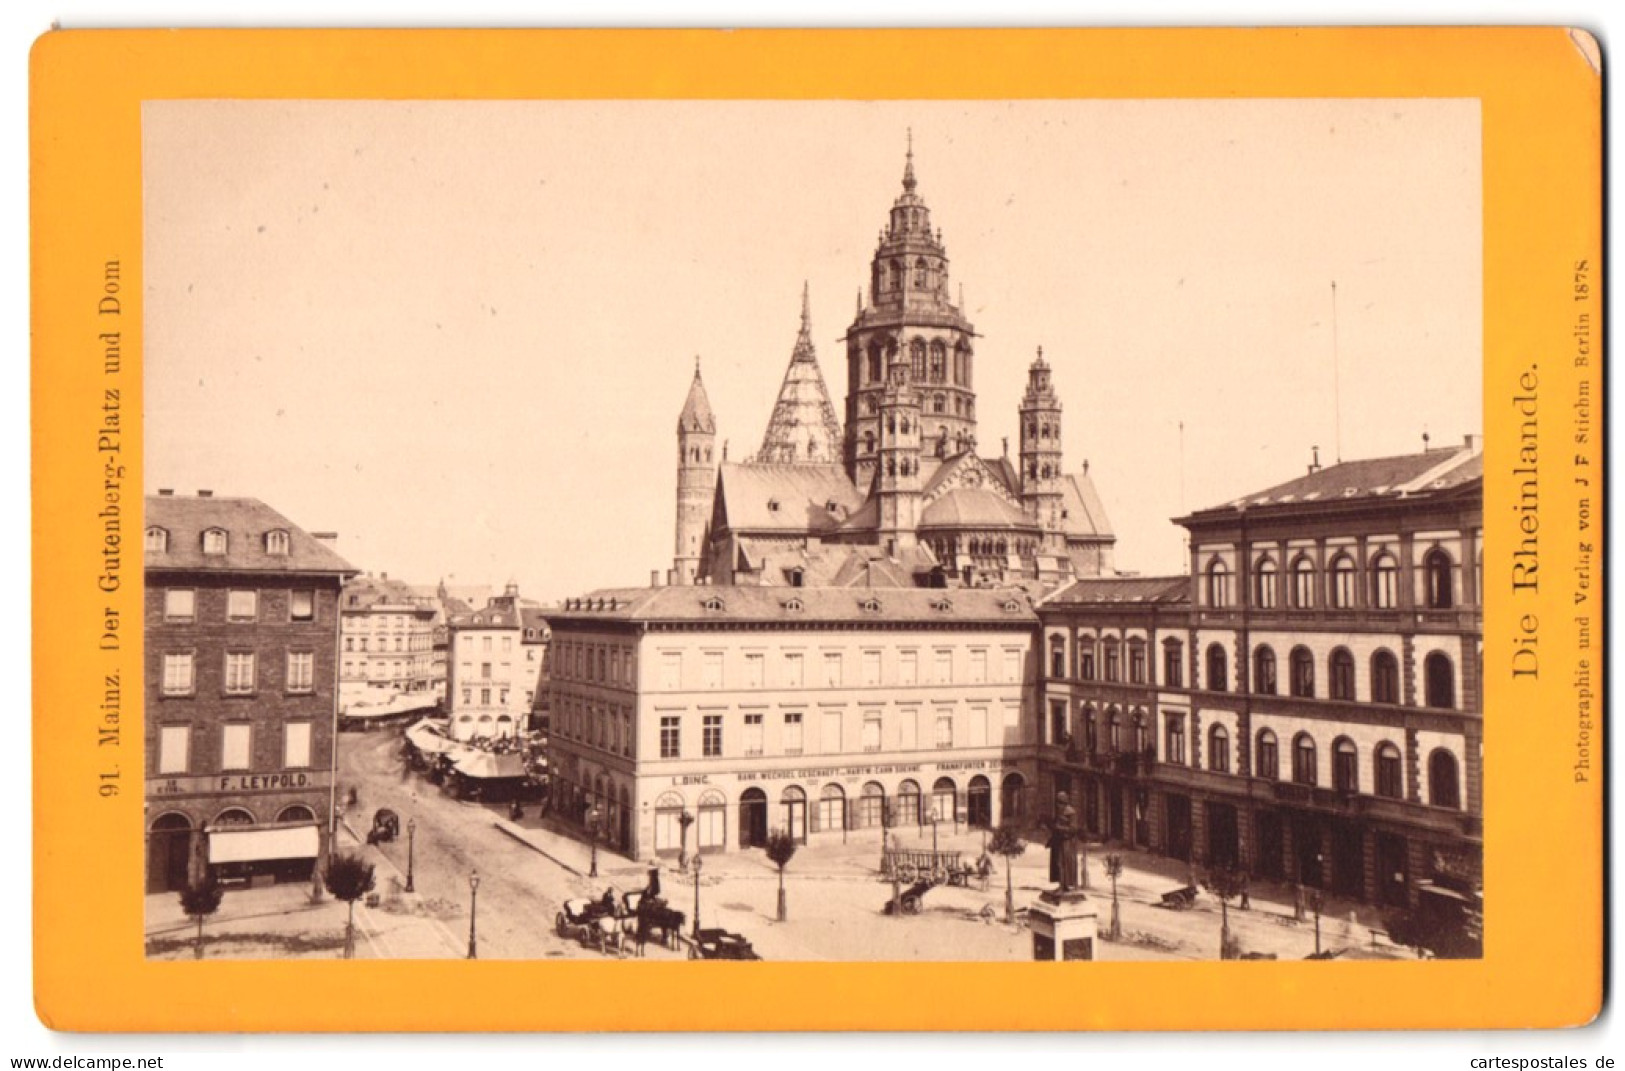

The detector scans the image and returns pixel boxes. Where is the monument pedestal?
[1028,889,1099,961]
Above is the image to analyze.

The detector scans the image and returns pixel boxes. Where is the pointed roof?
[753,286,845,464]
[678,359,716,434]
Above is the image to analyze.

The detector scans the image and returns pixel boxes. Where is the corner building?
[1037,440,1483,909]
[143,492,356,893]
[544,587,1039,859]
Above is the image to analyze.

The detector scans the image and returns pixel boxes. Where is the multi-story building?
[544,586,1039,859]
[1036,439,1483,911]
[338,573,441,710]
[444,583,547,741]
[143,491,356,894]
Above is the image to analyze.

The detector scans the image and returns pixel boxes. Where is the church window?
[910,338,926,372]
[933,394,945,414]
[868,347,883,382]
[889,260,902,290]
[915,259,928,287]
[864,431,875,454]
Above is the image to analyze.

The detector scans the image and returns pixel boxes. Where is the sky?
[143,98,1482,603]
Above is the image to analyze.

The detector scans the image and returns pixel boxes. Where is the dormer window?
[265,529,291,555]
[145,527,168,553]
[767,499,781,513]
[859,598,882,613]
[783,597,804,612]
[202,528,228,555]
[1001,598,1022,613]
[702,596,726,612]
[931,598,953,612]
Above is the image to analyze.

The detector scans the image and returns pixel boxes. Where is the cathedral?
[672,143,1115,591]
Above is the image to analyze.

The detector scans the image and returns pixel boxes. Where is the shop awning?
[208,824,319,864]
[406,719,460,754]
[452,751,528,779]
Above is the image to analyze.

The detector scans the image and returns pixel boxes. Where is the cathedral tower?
[1019,347,1065,547]
[754,284,845,465]
[874,354,923,554]
[843,135,979,486]
[673,360,717,586]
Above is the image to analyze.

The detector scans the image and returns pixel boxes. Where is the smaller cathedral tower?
[674,359,717,586]
[1019,347,1065,547]
[874,354,923,555]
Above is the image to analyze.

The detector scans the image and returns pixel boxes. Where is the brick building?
[143,491,356,894]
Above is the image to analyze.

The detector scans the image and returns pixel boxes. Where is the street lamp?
[928,803,940,859]
[467,869,480,960]
[587,805,603,879]
[405,818,416,894]
[1308,889,1325,956]
[691,853,703,939]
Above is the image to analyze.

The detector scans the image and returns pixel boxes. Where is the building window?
[1079,647,1096,681]
[145,526,169,553]
[1108,710,1123,753]
[660,716,681,759]
[221,724,251,770]
[702,652,723,689]
[1162,641,1182,687]
[158,725,190,774]
[784,712,804,755]
[1165,718,1186,765]
[1049,637,1067,678]
[1081,706,1097,753]
[480,662,492,680]
[480,688,491,706]
[823,652,843,688]
[164,589,196,623]
[660,652,681,689]
[935,714,954,749]
[1206,560,1231,606]
[161,653,195,696]
[743,713,764,757]
[703,715,722,758]
[745,653,764,688]
[202,528,228,555]
[863,650,883,686]
[1205,644,1227,692]
[1128,642,1147,684]
[1256,730,1279,780]
[1372,650,1400,704]
[289,590,315,622]
[1424,549,1454,609]
[1329,648,1356,701]
[1424,652,1455,708]
[1003,648,1022,682]
[1290,556,1316,609]
[1253,646,1277,695]
[933,650,952,684]
[286,651,315,693]
[1049,701,1067,745]
[1254,558,1278,608]
[1103,640,1121,682]
[224,652,255,695]
[1333,737,1359,793]
[1329,553,1358,609]
[1289,646,1315,698]
[968,649,987,684]
[899,650,918,685]
[1376,743,1403,798]
[226,590,258,622]
[1208,724,1230,773]
[1371,552,1399,608]
[1429,749,1461,808]
[1292,733,1317,786]
[784,653,804,688]
[284,722,312,768]
[265,529,290,555]
[863,712,882,752]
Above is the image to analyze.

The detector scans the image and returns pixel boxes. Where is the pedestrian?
[646,862,661,899]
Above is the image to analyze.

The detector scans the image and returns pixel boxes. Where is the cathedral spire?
[902,128,916,193]
[677,357,716,434]
[756,288,843,464]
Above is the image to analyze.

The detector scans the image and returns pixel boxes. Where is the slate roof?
[553,585,1037,625]
[145,494,356,576]
[1061,473,1115,539]
[678,366,716,434]
[920,487,1034,529]
[1044,575,1191,606]
[714,462,865,532]
[1188,443,1482,518]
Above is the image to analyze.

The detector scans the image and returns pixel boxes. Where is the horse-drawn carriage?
[1158,885,1200,910]
[881,848,990,889]
[686,928,762,960]
[556,889,685,956]
[366,808,400,846]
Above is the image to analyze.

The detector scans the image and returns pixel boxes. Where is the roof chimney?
[157,488,174,496]
[311,531,339,542]
[651,569,661,587]
[1464,433,1480,452]
[1308,446,1322,475]
[197,489,214,498]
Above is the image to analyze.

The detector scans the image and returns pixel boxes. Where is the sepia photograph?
[138,98,1484,965]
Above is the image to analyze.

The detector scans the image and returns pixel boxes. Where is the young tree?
[988,823,1027,924]
[764,829,798,922]
[178,875,224,960]
[323,852,377,959]
[1102,853,1125,940]
[1202,865,1248,960]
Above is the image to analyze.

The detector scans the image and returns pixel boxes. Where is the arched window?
[929,342,946,380]
[1162,639,1182,687]
[910,338,926,375]
[1329,554,1357,608]
[1290,556,1316,608]
[1289,646,1315,698]
[1329,648,1356,701]
[1428,749,1461,809]
[1371,552,1399,608]
[1291,733,1317,786]
[1332,737,1359,793]
[145,526,169,553]
[1107,708,1122,752]
[1375,742,1403,798]
[896,779,922,826]
[1254,557,1278,608]
[915,258,929,288]
[1081,704,1097,754]
[868,347,883,383]
[1424,549,1454,609]
[1255,730,1279,780]
[933,394,946,414]
[1208,724,1231,773]
[1372,649,1400,704]
[1253,646,1277,695]
[863,430,876,455]
[888,259,903,291]
[1103,638,1121,682]
[1132,712,1149,754]
[1078,637,1097,680]
[1206,643,1228,692]
[1206,560,1231,606]
[1424,652,1455,708]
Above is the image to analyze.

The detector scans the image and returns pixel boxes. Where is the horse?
[591,911,638,957]
[635,896,686,953]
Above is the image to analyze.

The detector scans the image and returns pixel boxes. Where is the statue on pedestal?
[1046,792,1081,892]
